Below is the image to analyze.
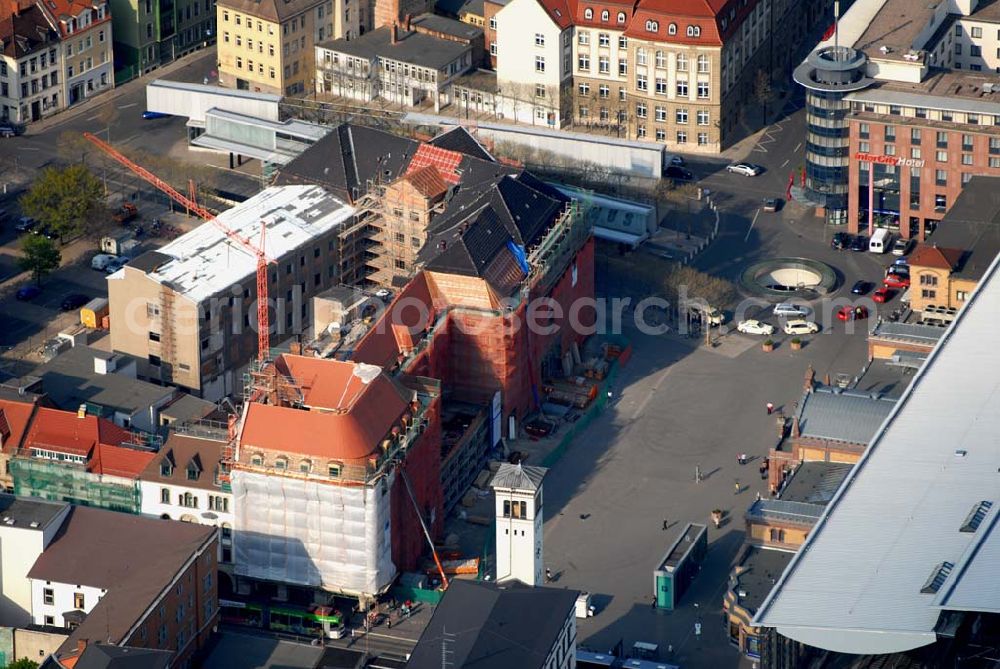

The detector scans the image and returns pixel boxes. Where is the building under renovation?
[229,354,442,601]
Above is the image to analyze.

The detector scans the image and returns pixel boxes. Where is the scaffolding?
[9,458,143,513]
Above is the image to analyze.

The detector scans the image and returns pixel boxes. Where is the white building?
[138,432,235,565]
[492,462,546,586]
[0,495,70,627]
[494,0,572,127]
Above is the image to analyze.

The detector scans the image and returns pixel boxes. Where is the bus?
[268,605,345,639]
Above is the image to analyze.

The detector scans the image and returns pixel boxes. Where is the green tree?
[18,234,62,284]
[20,164,106,240]
[5,657,40,669]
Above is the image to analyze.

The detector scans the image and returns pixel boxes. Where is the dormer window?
[275,456,288,470]
[601,9,609,21]
[160,461,173,477]
[186,464,199,480]
[250,453,264,467]
[299,459,312,474]
[686,25,700,37]
[645,20,658,32]
[617,11,625,23]
[584,7,593,19]
[668,23,677,35]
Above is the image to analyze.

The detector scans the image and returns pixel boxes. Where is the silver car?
[727,162,762,177]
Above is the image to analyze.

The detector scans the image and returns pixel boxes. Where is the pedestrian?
[545,567,552,582]
[662,519,669,531]
[695,465,702,483]
[651,596,656,609]
[734,479,741,495]
[766,402,774,415]
[759,463,767,480]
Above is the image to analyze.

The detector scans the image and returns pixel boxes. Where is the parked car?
[141,110,171,120]
[92,253,116,271]
[831,232,852,250]
[105,257,129,273]
[727,162,763,177]
[837,305,869,321]
[887,265,909,278]
[670,155,686,166]
[851,280,872,295]
[873,287,894,303]
[15,285,41,301]
[850,235,869,252]
[14,216,36,232]
[762,197,782,212]
[737,319,775,335]
[33,225,59,240]
[893,258,910,268]
[60,293,90,310]
[0,124,16,138]
[883,274,910,289]
[773,302,812,318]
[891,238,912,256]
[783,319,820,335]
[665,165,694,181]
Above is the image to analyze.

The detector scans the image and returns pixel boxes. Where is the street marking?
[780,158,789,168]
[630,365,673,421]
[794,142,802,152]
[86,114,100,121]
[744,209,761,243]
[119,103,137,109]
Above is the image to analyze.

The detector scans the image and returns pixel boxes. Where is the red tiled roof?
[538,0,573,29]
[620,0,753,45]
[40,0,112,37]
[0,400,35,454]
[406,144,464,185]
[909,244,964,271]
[352,273,436,369]
[573,0,636,29]
[22,407,133,457]
[240,358,412,461]
[88,443,157,478]
[404,165,449,199]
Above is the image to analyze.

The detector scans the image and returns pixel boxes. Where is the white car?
[891,238,911,256]
[737,319,775,336]
[773,302,812,318]
[727,162,762,177]
[783,319,820,335]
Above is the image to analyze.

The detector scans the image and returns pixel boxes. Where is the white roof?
[147,186,355,303]
[753,248,1000,654]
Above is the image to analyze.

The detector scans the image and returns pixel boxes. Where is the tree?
[20,164,106,240]
[753,69,775,125]
[5,659,40,669]
[18,234,62,284]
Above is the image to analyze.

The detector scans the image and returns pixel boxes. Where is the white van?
[869,228,891,254]
[91,254,116,271]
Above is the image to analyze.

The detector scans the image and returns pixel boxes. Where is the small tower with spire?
[491,462,547,586]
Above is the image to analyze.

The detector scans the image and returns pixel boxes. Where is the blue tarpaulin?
[506,241,530,275]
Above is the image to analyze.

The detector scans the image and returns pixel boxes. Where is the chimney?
[823,372,831,386]
[404,13,411,30]
[803,365,815,392]
[792,416,801,438]
[9,0,19,17]
[77,638,89,655]
[391,23,398,44]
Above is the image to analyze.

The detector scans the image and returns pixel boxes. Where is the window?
[990,157,1000,168]
[675,108,688,124]
[697,55,708,73]
[250,453,264,467]
[667,22,676,35]
[698,132,709,145]
[697,81,709,98]
[578,82,589,95]
[937,131,948,148]
[43,588,54,605]
[971,45,982,57]
[911,147,922,159]
[655,77,666,94]
[328,462,342,477]
[655,128,665,141]
[636,102,646,118]
[584,8,592,19]
[937,150,948,162]
[885,144,896,156]
[275,456,288,470]
[299,459,312,474]
[655,106,666,122]
[223,31,229,42]
[535,84,546,98]
[935,194,947,210]
[697,110,709,125]
[636,73,647,91]
[578,31,589,45]
[676,53,687,71]
[921,289,937,299]
[601,9,609,21]
[936,169,947,186]
[920,274,939,286]
[534,33,544,46]
[619,87,626,101]
[599,84,609,98]
[957,290,969,301]
[160,488,170,503]
[74,593,85,609]
[972,26,983,38]
[44,615,54,625]
[535,56,545,72]
[911,128,922,144]
[598,56,608,73]
[617,11,625,23]
[578,106,588,117]
[655,50,665,68]
[956,43,963,56]
[676,80,688,96]
[578,54,589,71]
[618,36,627,49]
[598,32,609,47]
[884,125,896,141]
[676,130,687,143]
[618,59,627,75]
[962,153,974,165]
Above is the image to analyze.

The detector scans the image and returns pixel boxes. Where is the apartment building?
[110,0,215,79]
[315,21,475,110]
[0,2,63,123]
[107,185,356,400]
[40,0,113,108]
[569,0,632,133]
[217,0,348,95]
[493,0,573,127]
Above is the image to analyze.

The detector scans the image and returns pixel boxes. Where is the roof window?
[960,500,993,533]
[646,20,658,32]
[584,7,593,19]
[920,561,954,594]
[667,23,677,35]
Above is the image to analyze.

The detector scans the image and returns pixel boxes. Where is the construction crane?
[82,132,274,364]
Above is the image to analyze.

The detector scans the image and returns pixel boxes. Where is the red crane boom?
[82,132,274,363]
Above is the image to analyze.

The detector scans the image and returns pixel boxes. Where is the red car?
[873,287,894,303]
[883,274,910,289]
[837,305,869,321]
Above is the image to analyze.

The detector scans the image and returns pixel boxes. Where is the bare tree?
[753,69,775,125]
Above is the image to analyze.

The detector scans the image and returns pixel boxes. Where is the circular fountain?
[740,257,838,299]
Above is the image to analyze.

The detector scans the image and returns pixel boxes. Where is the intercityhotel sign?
[854,151,925,168]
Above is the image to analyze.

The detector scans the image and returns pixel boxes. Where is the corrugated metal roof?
[753,249,1000,655]
[490,463,546,491]
[796,388,897,445]
[746,499,824,526]
[933,505,1000,613]
[870,321,945,346]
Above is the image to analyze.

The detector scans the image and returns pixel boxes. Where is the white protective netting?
[232,470,397,596]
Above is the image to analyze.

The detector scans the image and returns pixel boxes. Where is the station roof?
[794,387,896,445]
[754,249,1000,655]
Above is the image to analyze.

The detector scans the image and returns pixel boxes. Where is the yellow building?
[216,0,360,95]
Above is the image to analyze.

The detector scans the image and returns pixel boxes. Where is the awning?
[594,226,647,247]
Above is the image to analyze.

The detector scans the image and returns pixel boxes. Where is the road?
[542,97,903,669]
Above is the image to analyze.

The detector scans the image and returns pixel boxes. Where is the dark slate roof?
[410,13,484,41]
[427,126,494,162]
[275,125,418,203]
[933,175,1000,281]
[870,321,945,347]
[425,205,514,278]
[407,580,578,669]
[0,493,68,530]
[730,546,795,615]
[0,5,59,59]
[316,26,472,71]
[490,463,546,491]
[434,0,487,17]
[127,250,173,273]
[217,0,324,23]
[795,387,897,445]
[778,461,852,505]
[74,644,173,669]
